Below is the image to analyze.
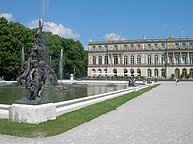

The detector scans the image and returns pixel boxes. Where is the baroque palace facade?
[87,35,193,79]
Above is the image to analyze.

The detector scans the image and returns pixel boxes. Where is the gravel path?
[0,82,193,144]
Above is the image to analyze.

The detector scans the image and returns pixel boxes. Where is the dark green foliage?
[0,17,35,80]
[0,18,87,80]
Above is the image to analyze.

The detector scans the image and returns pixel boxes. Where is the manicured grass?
[0,84,159,137]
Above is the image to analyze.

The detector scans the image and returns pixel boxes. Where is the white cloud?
[0,13,13,21]
[28,19,80,39]
[103,33,121,41]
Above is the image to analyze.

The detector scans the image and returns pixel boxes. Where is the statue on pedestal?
[16,20,58,105]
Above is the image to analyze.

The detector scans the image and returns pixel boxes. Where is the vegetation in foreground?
[0,84,159,137]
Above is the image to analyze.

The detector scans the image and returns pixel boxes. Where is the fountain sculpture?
[16,20,58,105]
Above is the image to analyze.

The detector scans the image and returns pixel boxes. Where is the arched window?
[161,69,165,77]
[154,55,158,65]
[147,69,152,77]
[175,68,180,78]
[114,55,118,65]
[189,53,193,64]
[98,56,102,65]
[130,69,134,76]
[190,68,193,78]
[161,55,165,64]
[174,53,180,65]
[92,68,96,72]
[137,55,141,65]
[93,56,96,65]
[182,68,187,78]
[147,55,152,65]
[124,68,128,76]
[98,68,102,74]
[113,68,117,76]
[130,55,134,65]
[104,55,108,65]
[182,53,187,64]
[154,69,158,77]
[92,69,96,77]
[124,56,128,65]
[137,69,141,76]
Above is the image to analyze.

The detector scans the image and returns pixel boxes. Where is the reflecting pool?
[0,83,128,104]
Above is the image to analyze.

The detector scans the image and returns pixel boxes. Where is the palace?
[87,35,193,79]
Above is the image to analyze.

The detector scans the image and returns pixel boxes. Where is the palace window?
[124,45,128,50]
[113,68,117,76]
[92,46,96,51]
[189,53,193,64]
[190,68,193,78]
[174,53,180,65]
[137,55,141,65]
[104,55,108,65]
[182,53,187,64]
[161,69,165,77]
[175,43,180,49]
[147,69,152,77]
[130,69,134,76]
[98,56,102,65]
[137,44,141,49]
[130,44,134,50]
[147,55,152,65]
[154,69,158,77]
[124,56,128,65]
[182,68,187,78]
[154,55,158,65]
[161,55,165,64]
[98,68,102,74]
[182,43,186,49]
[175,68,180,78]
[189,43,193,49]
[137,69,141,76]
[114,55,118,65]
[105,45,108,51]
[98,46,102,51]
[154,44,158,49]
[130,55,134,65]
[114,45,118,51]
[161,44,165,49]
[147,44,151,49]
[93,56,96,65]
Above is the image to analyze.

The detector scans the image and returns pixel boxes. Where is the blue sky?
[1,0,193,48]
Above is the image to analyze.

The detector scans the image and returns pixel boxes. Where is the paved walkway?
[1,82,193,144]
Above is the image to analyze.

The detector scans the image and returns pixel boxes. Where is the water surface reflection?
[0,83,127,104]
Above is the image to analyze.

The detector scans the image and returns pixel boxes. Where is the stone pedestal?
[9,103,56,124]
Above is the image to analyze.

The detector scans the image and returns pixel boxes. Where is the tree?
[0,18,87,80]
[0,17,35,80]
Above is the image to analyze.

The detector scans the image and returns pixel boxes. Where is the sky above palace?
[1,0,193,49]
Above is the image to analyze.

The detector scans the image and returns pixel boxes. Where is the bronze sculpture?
[16,20,58,104]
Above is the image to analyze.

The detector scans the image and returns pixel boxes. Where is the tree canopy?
[0,17,87,80]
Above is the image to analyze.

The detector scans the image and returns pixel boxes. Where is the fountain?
[59,49,63,80]
[9,20,57,123]
[16,20,58,105]
[21,47,25,63]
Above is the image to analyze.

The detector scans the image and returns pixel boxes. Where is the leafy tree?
[0,17,35,80]
[0,17,87,80]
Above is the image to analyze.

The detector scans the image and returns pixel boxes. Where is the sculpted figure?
[16,19,58,104]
